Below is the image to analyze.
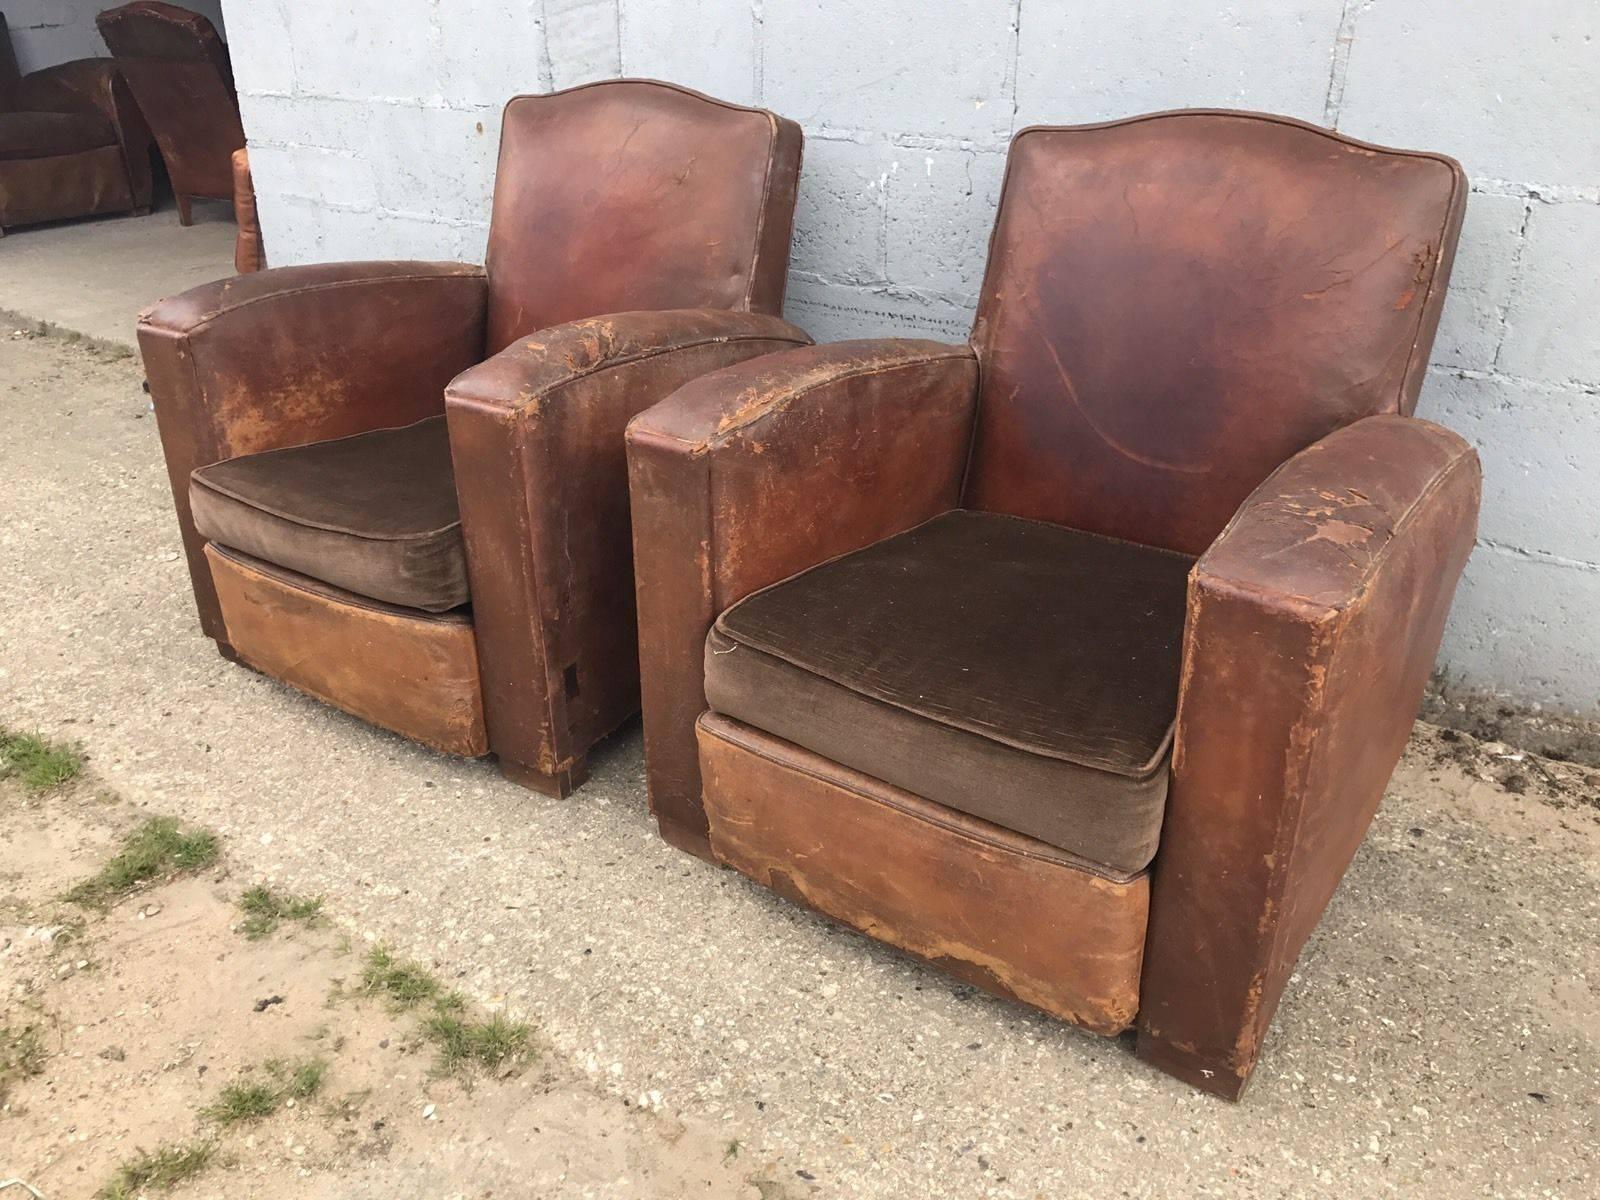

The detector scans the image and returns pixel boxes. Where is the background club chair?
[95,0,242,225]
[0,10,152,234]
[139,79,808,796]
[627,110,1479,1099]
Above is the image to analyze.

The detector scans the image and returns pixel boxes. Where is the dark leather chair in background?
[627,110,1478,1099]
[0,10,152,234]
[139,80,806,797]
[96,0,242,225]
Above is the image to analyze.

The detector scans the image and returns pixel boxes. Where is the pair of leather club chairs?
[139,79,1480,1100]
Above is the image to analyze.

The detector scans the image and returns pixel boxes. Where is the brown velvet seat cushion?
[705,510,1194,874]
[0,111,117,160]
[190,415,469,613]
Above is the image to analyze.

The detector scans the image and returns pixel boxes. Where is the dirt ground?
[1,776,795,1198]
[3,327,1599,1198]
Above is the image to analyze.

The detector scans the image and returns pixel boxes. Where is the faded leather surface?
[447,308,810,782]
[190,415,468,613]
[1138,414,1480,1098]
[700,713,1148,1034]
[139,261,489,641]
[966,111,1466,555]
[97,1,243,213]
[627,339,979,853]
[232,146,263,272]
[0,30,151,230]
[207,545,487,757]
[485,81,801,352]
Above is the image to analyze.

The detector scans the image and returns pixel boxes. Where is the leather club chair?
[0,10,153,234]
[138,80,808,796]
[95,1,244,226]
[626,110,1479,1099]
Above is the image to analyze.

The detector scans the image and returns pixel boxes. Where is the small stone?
[422,1104,436,1120]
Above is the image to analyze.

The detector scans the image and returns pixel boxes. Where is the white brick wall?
[218,0,1600,717]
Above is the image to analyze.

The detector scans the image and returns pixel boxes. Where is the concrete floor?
[1,246,1598,1196]
[0,200,235,351]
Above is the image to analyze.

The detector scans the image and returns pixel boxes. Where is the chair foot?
[655,815,717,863]
[176,194,194,226]
[214,639,242,664]
[499,755,588,798]
[1135,1030,1254,1101]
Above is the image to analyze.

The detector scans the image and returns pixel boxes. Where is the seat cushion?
[190,415,469,613]
[704,510,1194,874]
[0,110,117,160]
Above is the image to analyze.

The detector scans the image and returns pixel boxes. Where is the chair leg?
[1135,1031,1255,1101]
[176,193,193,226]
[498,755,588,798]
[654,814,717,863]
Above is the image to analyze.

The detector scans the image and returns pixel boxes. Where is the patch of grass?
[359,945,450,1011]
[0,729,82,792]
[238,885,323,939]
[63,816,219,908]
[1,1022,49,1101]
[422,1010,535,1078]
[200,1056,328,1127]
[97,1140,215,1198]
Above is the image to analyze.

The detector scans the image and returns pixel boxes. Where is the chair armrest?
[625,338,980,853]
[19,58,153,207]
[138,260,487,642]
[443,308,810,788]
[1138,413,1481,1098]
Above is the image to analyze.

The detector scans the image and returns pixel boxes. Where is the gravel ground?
[3,328,1598,1198]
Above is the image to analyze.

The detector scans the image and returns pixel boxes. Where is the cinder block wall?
[5,0,227,72]
[219,0,1600,718]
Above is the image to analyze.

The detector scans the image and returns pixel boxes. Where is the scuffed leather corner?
[445,308,812,786]
[626,338,980,852]
[1139,413,1481,1097]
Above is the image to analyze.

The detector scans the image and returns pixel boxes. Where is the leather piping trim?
[701,712,1144,885]
[137,266,485,333]
[715,509,1193,779]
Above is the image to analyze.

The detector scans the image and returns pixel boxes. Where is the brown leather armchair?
[95,1,243,225]
[0,11,153,234]
[139,80,807,796]
[626,110,1479,1099]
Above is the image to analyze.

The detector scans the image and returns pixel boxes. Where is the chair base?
[207,543,489,757]
[696,712,1148,1037]
[1135,1031,1254,1101]
[499,754,588,799]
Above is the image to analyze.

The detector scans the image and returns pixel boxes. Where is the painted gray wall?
[220,0,1600,717]
[5,0,227,72]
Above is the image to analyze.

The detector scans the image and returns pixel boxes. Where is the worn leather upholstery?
[0,13,152,232]
[707,511,1191,873]
[628,110,1477,1098]
[96,1,243,224]
[231,146,263,272]
[190,416,468,613]
[141,80,806,794]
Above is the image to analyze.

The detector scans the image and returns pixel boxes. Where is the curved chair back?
[965,110,1466,554]
[96,1,242,209]
[485,79,802,353]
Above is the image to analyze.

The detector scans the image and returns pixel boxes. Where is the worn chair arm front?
[625,338,981,854]
[444,308,811,794]
[1138,413,1481,1098]
[18,58,153,207]
[138,260,488,641]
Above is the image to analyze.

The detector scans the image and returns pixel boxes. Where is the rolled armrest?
[1138,413,1481,1097]
[139,260,487,641]
[444,309,810,785]
[625,338,980,852]
[19,58,153,207]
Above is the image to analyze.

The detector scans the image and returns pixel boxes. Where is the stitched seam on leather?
[509,330,810,416]
[659,348,976,449]
[744,111,781,311]
[150,270,483,333]
[704,715,1143,885]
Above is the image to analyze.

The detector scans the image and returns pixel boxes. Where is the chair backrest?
[965,110,1466,556]
[96,1,242,200]
[0,13,22,111]
[484,79,802,354]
